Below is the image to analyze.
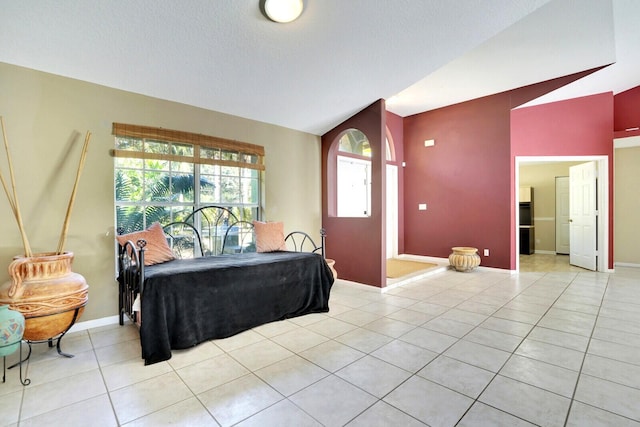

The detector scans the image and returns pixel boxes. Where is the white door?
[386,164,398,259]
[569,162,597,270]
[555,176,570,254]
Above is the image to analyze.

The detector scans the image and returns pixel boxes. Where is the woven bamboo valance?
[111,123,265,170]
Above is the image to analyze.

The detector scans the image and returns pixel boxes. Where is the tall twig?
[1,116,32,256]
[0,166,17,213]
[57,131,91,254]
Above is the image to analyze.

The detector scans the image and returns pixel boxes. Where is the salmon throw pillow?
[116,222,175,265]
[253,221,287,253]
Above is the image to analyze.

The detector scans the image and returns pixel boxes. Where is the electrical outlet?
[418,203,427,211]
[483,249,489,256]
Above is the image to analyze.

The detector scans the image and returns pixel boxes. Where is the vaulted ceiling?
[1,0,636,135]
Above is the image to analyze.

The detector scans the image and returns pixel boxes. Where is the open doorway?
[515,156,609,273]
[386,163,398,258]
[385,129,399,260]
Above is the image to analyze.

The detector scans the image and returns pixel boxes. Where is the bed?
[116,206,334,365]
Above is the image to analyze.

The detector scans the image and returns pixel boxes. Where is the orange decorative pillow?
[116,222,175,265]
[253,221,287,253]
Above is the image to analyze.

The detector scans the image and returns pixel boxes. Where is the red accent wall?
[614,85,640,132]
[322,100,386,287]
[400,68,608,270]
[512,93,613,156]
[511,92,614,269]
[403,95,513,268]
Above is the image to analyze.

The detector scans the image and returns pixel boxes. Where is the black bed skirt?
[139,251,334,365]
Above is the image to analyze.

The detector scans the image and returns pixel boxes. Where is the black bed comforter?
[140,251,334,365]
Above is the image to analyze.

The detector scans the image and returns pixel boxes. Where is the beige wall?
[0,62,322,321]
[614,145,640,265]
[519,162,581,252]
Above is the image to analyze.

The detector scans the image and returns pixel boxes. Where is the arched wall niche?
[328,126,396,218]
[321,99,387,287]
[385,126,396,162]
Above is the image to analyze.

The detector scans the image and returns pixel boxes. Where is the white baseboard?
[614,262,640,268]
[396,253,514,274]
[479,265,518,274]
[68,315,120,334]
[384,265,449,293]
[534,250,557,255]
[396,253,448,264]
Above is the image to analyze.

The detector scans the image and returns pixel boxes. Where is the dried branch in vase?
[0,116,91,257]
[0,117,32,257]
[57,131,92,254]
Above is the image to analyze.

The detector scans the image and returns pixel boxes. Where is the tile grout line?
[275,272,479,425]
[15,268,638,426]
[121,269,638,424]
[450,271,586,425]
[88,328,124,427]
[334,271,549,426]
[560,273,639,426]
[564,276,609,423]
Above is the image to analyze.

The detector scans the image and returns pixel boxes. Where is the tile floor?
[1,265,639,426]
[519,253,588,273]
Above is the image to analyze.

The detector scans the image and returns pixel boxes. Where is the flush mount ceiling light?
[262,0,304,23]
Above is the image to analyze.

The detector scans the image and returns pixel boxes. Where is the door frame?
[386,164,398,259]
[515,155,609,272]
[555,176,570,255]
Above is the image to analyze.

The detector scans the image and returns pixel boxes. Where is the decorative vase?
[0,304,24,356]
[449,247,481,272]
[325,258,338,280]
[0,252,88,341]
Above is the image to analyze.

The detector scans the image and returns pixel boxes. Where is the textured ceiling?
[0,0,635,135]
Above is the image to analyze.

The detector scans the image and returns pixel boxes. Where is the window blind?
[111,123,265,171]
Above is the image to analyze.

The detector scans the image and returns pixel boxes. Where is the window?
[338,129,371,157]
[337,129,371,217]
[112,123,264,235]
[337,156,371,217]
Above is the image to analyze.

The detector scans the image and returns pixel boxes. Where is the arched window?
[339,129,371,157]
[337,129,371,217]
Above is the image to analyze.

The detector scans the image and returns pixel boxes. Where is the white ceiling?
[0,0,636,135]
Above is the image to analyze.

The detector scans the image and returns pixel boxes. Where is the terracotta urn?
[0,304,25,356]
[449,247,481,272]
[0,252,88,341]
[325,258,338,280]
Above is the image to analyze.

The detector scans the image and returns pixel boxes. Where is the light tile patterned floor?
[519,253,588,273]
[1,263,640,426]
